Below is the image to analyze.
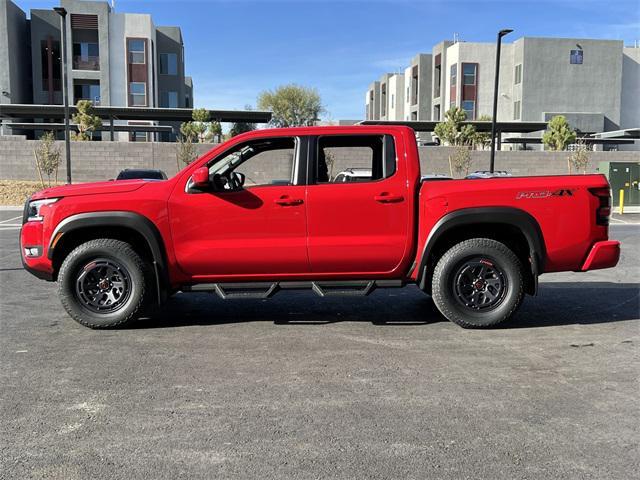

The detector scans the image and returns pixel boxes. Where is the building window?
[433,104,440,121]
[434,53,442,98]
[72,42,99,70]
[128,39,146,64]
[391,94,395,109]
[449,63,457,109]
[514,64,522,84]
[462,64,477,85]
[570,49,583,64]
[462,100,475,120]
[411,65,418,105]
[130,82,147,106]
[411,111,418,121]
[434,65,441,98]
[129,126,150,142]
[40,39,61,91]
[381,83,387,116]
[159,53,178,75]
[160,91,178,108]
[513,100,521,120]
[74,82,100,104]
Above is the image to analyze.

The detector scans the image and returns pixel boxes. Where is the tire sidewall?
[433,240,523,327]
[59,242,147,328]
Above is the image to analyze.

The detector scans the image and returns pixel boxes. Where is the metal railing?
[73,55,100,71]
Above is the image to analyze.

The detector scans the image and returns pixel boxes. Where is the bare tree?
[448,146,473,178]
[34,131,61,187]
[568,139,590,174]
[176,135,197,170]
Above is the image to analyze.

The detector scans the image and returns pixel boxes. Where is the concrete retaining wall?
[0,136,637,182]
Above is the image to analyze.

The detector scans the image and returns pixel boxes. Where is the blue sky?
[16,0,640,120]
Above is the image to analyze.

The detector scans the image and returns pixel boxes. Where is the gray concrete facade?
[0,0,32,106]
[3,0,193,141]
[404,54,432,122]
[366,36,640,150]
[0,0,32,136]
[364,81,380,121]
[156,26,188,141]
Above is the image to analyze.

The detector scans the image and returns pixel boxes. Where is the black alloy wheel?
[452,257,507,311]
[75,258,132,313]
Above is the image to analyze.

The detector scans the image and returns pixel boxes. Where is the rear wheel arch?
[48,212,168,303]
[417,207,546,295]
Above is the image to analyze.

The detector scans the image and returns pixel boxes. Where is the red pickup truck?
[20,126,620,329]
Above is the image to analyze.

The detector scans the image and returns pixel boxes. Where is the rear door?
[305,133,410,275]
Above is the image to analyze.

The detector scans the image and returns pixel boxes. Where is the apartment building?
[366,36,640,149]
[0,0,32,106]
[1,0,193,141]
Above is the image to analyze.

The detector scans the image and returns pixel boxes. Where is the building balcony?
[73,55,100,71]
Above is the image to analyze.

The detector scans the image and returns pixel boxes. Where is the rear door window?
[315,135,396,184]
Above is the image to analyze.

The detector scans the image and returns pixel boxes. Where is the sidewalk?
[610,213,640,225]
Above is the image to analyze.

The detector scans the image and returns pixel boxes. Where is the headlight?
[26,198,59,222]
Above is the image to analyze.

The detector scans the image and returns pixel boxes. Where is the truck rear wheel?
[58,239,152,329]
[431,238,524,328]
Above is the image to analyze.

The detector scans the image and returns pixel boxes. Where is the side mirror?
[191,166,210,189]
[232,171,246,188]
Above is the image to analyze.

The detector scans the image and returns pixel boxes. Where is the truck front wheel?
[431,238,524,328]
[57,239,152,329]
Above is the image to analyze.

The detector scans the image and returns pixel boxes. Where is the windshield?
[117,170,164,180]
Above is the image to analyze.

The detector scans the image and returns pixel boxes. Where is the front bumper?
[580,240,621,271]
[20,221,55,281]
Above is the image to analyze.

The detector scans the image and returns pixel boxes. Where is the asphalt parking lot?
[0,209,638,480]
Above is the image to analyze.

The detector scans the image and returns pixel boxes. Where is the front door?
[168,136,309,278]
[305,134,410,275]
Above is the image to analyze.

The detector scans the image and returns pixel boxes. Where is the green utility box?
[597,161,640,207]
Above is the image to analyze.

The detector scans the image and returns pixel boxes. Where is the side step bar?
[182,280,405,299]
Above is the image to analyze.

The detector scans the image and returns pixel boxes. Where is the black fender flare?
[416,207,546,292]
[48,211,168,303]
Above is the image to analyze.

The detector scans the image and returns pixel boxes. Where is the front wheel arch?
[49,212,168,304]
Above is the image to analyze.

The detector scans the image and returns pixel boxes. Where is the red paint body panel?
[305,129,419,277]
[19,125,618,289]
[412,174,611,277]
[580,240,621,271]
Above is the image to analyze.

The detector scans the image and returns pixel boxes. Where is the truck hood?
[31,180,149,200]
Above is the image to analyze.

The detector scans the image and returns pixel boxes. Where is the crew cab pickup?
[20,126,620,329]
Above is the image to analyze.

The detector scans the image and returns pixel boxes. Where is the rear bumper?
[580,240,620,271]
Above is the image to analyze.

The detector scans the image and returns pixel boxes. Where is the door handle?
[374,193,404,203]
[274,196,304,206]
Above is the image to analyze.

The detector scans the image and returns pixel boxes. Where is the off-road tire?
[431,238,524,328]
[58,238,152,329]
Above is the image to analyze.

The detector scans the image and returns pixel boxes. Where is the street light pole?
[54,7,72,184]
[489,28,513,174]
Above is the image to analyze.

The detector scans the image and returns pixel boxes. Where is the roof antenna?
[453,32,458,44]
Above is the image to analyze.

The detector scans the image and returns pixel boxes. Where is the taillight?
[589,187,611,226]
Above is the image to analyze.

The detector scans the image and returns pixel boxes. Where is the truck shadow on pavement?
[131,282,640,330]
